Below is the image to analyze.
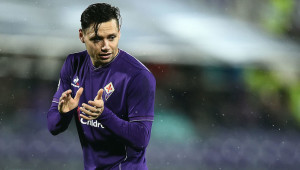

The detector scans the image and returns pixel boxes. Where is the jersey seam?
[129,119,154,122]
[119,145,128,170]
[119,50,151,73]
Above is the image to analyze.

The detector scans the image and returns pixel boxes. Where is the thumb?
[95,89,103,100]
[74,87,83,101]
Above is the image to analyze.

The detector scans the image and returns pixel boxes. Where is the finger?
[60,100,65,104]
[80,107,100,117]
[64,89,72,96]
[59,94,65,102]
[60,90,72,101]
[80,114,94,120]
[82,103,97,112]
[74,87,84,101]
[95,89,104,100]
[58,100,64,113]
[88,100,103,108]
[66,93,72,100]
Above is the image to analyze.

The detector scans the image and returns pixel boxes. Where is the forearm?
[47,101,75,135]
[99,107,152,150]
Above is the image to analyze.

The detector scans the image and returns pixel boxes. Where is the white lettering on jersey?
[80,118,105,128]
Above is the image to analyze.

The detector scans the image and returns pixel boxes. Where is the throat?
[92,60,103,68]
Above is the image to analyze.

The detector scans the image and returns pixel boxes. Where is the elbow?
[48,123,64,136]
[47,107,70,136]
[129,121,152,150]
[134,143,148,150]
[49,129,60,136]
[48,126,59,136]
[132,139,150,151]
[132,131,151,150]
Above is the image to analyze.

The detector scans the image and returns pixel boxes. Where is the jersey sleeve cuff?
[59,107,77,118]
[52,98,59,103]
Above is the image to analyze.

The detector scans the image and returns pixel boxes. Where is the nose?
[101,39,109,52]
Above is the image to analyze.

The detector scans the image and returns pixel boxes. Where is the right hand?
[58,87,83,113]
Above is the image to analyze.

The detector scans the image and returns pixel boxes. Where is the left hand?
[80,89,104,120]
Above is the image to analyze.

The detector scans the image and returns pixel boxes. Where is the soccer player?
[47,3,156,170]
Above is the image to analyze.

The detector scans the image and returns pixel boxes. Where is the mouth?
[98,53,112,59]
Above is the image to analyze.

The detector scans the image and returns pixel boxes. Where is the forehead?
[85,19,119,37]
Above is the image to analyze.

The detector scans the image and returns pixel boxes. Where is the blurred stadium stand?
[1,0,300,169]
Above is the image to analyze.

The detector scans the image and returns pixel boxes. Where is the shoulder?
[118,50,155,80]
[117,50,156,87]
[63,50,88,70]
[66,50,88,63]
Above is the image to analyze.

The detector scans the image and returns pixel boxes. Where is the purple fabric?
[47,50,156,170]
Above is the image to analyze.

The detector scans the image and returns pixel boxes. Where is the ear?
[118,29,121,39]
[79,29,85,43]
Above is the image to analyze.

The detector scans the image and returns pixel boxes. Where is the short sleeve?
[127,70,156,121]
[52,55,73,103]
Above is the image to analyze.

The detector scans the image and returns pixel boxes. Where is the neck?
[92,60,103,68]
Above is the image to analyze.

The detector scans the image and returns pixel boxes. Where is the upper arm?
[53,55,73,102]
[127,70,156,122]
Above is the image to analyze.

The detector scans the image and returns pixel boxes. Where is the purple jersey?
[47,49,156,170]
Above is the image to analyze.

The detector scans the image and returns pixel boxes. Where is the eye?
[93,38,101,43]
[90,36,103,43]
[108,35,116,41]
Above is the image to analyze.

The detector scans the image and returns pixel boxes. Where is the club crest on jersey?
[104,82,114,101]
[71,76,80,88]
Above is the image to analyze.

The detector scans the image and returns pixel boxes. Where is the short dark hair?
[80,3,121,33]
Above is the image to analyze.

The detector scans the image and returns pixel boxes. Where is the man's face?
[79,19,120,67]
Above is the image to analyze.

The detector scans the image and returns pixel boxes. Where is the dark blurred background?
[1,0,300,169]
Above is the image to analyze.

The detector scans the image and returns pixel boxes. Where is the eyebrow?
[89,33,117,40]
[90,35,102,41]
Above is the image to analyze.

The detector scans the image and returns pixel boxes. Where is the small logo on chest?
[71,76,80,88]
[104,82,115,101]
